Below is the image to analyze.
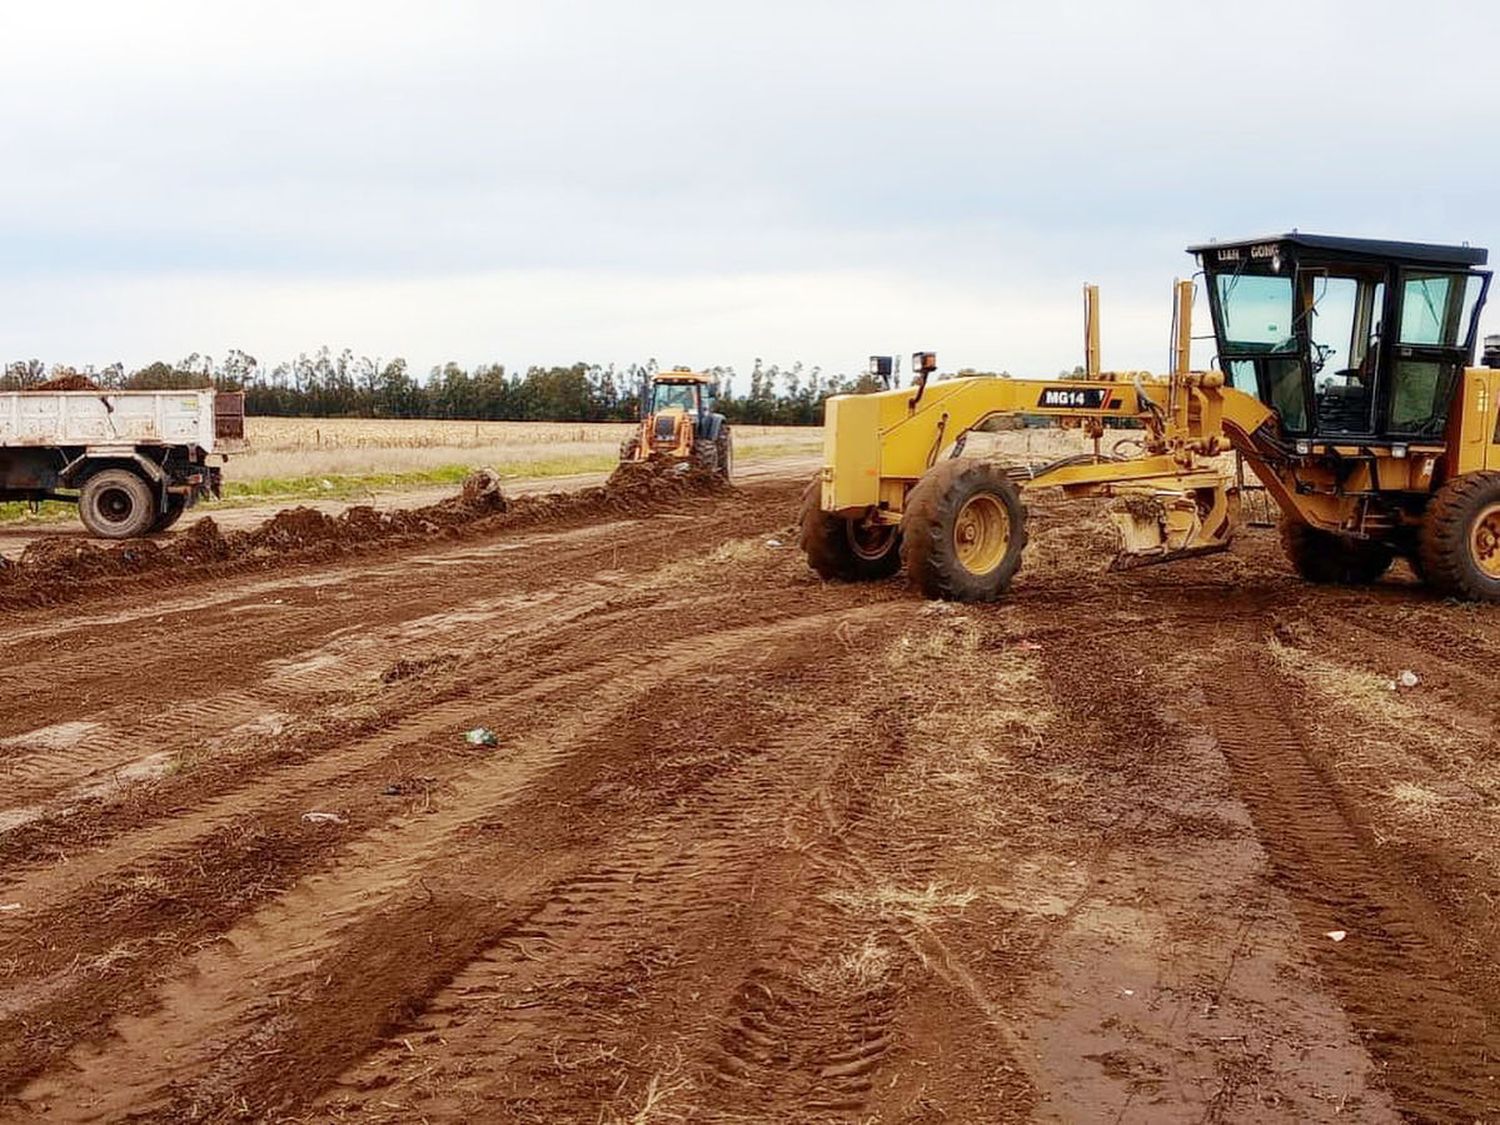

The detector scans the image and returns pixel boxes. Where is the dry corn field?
[237,417,820,483]
[1,443,1499,1123]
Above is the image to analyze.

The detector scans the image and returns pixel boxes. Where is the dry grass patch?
[824,882,979,929]
[800,935,895,999]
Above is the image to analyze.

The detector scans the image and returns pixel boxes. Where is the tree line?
[0,350,912,426]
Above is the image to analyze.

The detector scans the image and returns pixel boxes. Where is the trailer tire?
[799,477,901,581]
[1418,471,1500,601]
[152,495,188,533]
[1279,517,1393,586]
[901,460,1027,601]
[79,468,158,539]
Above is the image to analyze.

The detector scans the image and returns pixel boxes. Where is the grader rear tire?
[1418,471,1500,601]
[900,460,1026,601]
[799,477,901,581]
[1279,517,1393,585]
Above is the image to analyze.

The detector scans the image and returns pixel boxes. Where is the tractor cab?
[1191,233,1490,444]
[649,371,713,418]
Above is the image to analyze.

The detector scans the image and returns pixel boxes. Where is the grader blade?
[1106,487,1238,572]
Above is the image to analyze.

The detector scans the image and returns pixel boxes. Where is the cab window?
[1216,274,1296,352]
[1399,272,1484,347]
[651,383,700,412]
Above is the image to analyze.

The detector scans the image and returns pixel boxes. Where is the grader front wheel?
[1419,471,1500,601]
[900,460,1027,601]
[1279,517,1393,586]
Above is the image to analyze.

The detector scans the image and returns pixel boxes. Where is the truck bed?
[0,389,247,453]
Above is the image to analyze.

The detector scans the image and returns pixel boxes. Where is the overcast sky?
[2,0,1497,382]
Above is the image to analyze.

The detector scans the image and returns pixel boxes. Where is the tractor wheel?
[1418,471,1500,601]
[715,429,734,481]
[152,495,188,533]
[799,477,901,581]
[691,439,719,474]
[900,460,1027,601]
[1279,517,1393,585]
[78,468,158,539]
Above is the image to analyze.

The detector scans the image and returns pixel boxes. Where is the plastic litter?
[1325,929,1347,942]
[465,727,499,747]
[1397,670,1419,689]
[302,811,347,825]
[765,538,784,548]
[0,902,22,913]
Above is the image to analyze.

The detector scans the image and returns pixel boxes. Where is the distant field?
[0,418,823,523]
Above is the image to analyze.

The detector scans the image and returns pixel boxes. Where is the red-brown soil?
[1,468,1496,1122]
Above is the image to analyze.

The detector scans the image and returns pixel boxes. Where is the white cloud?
[1,0,1496,374]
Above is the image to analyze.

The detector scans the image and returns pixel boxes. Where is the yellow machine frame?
[818,282,1500,569]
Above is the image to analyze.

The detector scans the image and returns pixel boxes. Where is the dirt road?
[2,468,1498,1122]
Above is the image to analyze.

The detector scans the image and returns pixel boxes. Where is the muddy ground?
[2,463,1498,1123]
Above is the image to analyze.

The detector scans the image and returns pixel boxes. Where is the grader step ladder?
[802,233,1499,601]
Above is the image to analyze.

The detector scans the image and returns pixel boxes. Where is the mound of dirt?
[27,374,102,392]
[0,462,727,609]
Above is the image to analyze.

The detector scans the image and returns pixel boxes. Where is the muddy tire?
[1279,517,1393,585]
[799,477,901,581]
[1418,471,1500,601]
[715,429,733,481]
[152,495,188,533]
[691,439,719,474]
[900,460,1027,601]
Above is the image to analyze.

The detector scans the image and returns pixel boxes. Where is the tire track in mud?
[1205,639,1500,1120]
[16,604,908,1121]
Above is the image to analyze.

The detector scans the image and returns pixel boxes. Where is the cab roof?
[655,369,713,384]
[1188,232,1488,268]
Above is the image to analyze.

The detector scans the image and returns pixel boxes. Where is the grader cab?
[621,368,734,478]
[802,233,1500,601]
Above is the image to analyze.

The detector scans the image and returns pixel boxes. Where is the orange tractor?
[621,368,734,478]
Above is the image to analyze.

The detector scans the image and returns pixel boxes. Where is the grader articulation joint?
[803,233,1498,602]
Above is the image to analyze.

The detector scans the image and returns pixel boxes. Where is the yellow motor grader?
[803,233,1500,601]
[621,368,734,478]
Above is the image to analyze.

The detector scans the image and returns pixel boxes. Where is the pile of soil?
[0,461,728,609]
[25,374,102,392]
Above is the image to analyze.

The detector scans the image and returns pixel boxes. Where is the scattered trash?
[465,727,499,747]
[380,783,404,797]
[0,902,22,913]
[765,538,784,548]
[319,478,334,491]
[1121,988,1135,997]
[1014,640,1044,652]
[1325,929,1347,943]
[1397,670,1419,689]
[302,811,347,825]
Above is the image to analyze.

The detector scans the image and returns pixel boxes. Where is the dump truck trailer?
[0,388,248,538]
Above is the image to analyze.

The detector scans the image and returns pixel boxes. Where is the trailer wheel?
[1279,517,1393,585]
[799,477,901,581]
[1419,471,1500,601]
[901,460,1027,601]
[152,495,188,533]
[79,468,158,539]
